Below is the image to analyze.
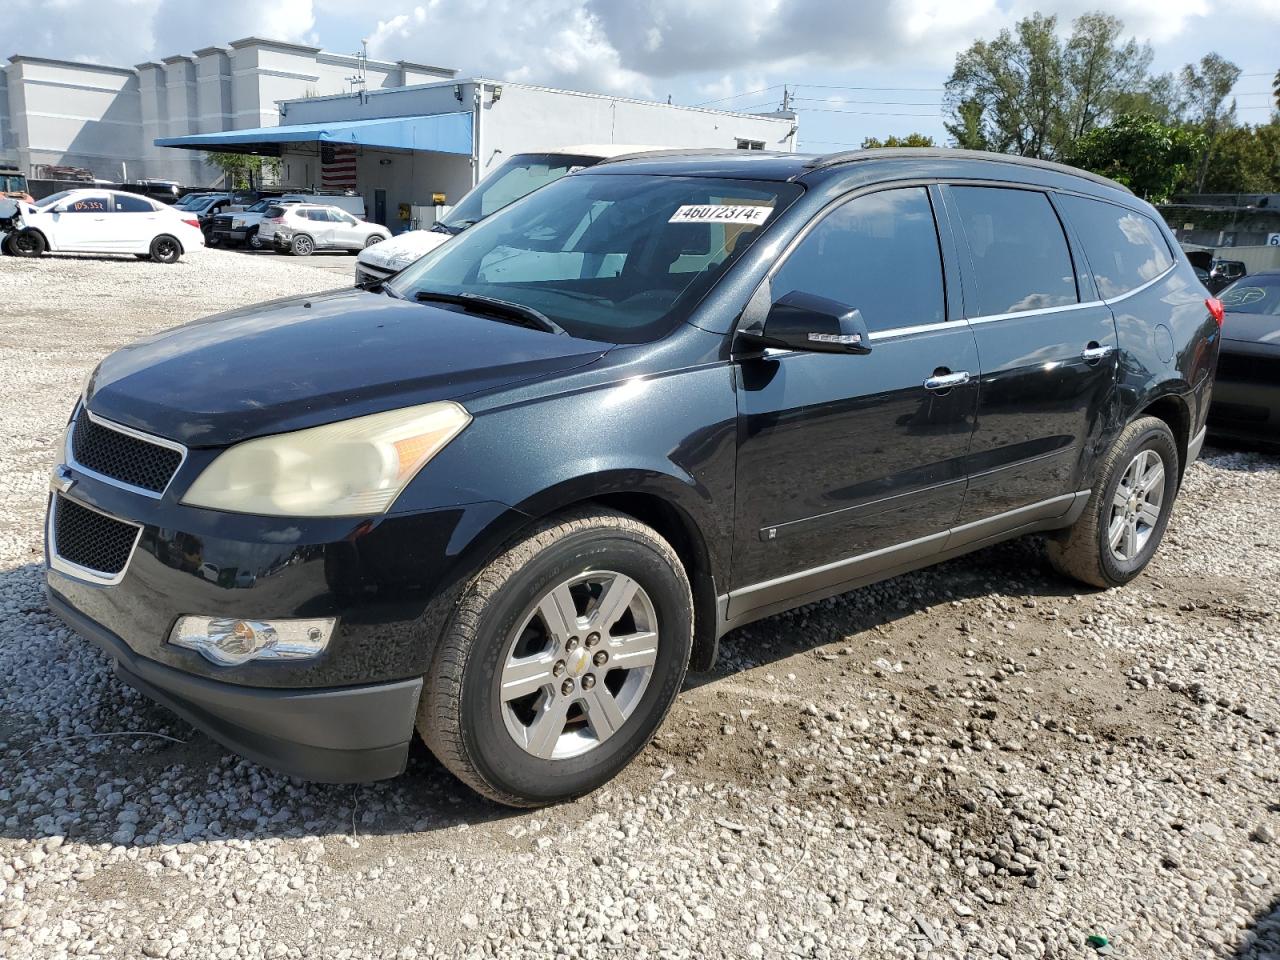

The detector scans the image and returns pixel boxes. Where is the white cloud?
[366,1,651,95]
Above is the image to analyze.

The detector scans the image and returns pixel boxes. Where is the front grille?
[213,215,234,229]
[52,495,140,576]
[70,410,183,495]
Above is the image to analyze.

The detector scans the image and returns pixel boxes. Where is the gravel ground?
[1,247,1277,960]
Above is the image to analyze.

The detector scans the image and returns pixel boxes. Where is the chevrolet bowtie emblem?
[50,464,74,495]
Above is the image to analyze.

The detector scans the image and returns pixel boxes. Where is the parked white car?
[260,203,390,256]
[208,193,367,250]
[2,189,204,262]
[354,144,670,285]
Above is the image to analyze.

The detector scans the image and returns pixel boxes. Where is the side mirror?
[738,290,872,355]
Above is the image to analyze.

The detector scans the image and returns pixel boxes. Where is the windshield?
[243,199,274,213]
[439,153,602,233]
[389,173,802,343]
[1219,276,1280,318]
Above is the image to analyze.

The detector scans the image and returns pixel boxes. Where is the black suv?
[46,149,1220,807]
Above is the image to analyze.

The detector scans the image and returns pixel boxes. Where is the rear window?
[950,186,1078,316]
[1057,194,1173,299]
[1219,276,1280,317]
[114,194,155,213]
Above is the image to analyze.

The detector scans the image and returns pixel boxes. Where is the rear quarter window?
[1057,194,1173,299]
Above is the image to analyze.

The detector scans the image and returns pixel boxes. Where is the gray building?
[156,79,798,228]
[0,38,455,184]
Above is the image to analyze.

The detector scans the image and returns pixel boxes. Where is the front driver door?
[52,193,114,251]
[729,185,979,622]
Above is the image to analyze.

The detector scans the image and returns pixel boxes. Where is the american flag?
[320,144,358,189]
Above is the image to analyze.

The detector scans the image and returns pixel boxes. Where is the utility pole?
[780,85,792,112]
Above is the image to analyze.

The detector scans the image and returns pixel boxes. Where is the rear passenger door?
[941,184,1118,535]
[111,193,160,252]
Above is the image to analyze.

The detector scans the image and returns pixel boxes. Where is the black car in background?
[1207,271,1280,446]
[46,148,1220,807]
[1209,258,1248,293]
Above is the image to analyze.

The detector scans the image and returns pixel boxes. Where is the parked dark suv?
[46,149,1221,807]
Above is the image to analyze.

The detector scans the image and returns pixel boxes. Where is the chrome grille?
[69,409,184,496]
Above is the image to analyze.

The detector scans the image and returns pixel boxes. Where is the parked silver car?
[259,203,390,256]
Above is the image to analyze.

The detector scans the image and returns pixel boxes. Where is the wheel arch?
[1133,390,1191,481]
[501,475,726,673]
[154,231,184,255]
[13,226,49,252]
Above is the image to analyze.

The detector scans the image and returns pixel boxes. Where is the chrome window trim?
[1098,262,1177,305]
[66,408,188,500]
[47,493,143,587]
[867,320,959,341]
[966,299,1105,326]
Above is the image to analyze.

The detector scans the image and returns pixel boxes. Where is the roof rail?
[802,148,1132,194]
[593,147,789,166]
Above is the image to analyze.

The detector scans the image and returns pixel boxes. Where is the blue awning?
[155,112,473,156]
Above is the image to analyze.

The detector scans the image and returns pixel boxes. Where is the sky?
[3,0,1277,151]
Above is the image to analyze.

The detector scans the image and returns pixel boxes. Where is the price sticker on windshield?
[669,204,772,225]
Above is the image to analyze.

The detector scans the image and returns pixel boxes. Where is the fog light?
[168,616,335,667]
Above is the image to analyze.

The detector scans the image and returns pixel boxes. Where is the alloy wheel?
[499,571,659,760]
[1108,448,1165,562]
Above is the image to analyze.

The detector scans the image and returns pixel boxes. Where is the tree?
[945,98,991,151]
[860,133,936,148]
[1068,114,1204,201]
[1197,122,1280,194]
[944,12,1158,159]
[1177,53,1242,191]
[203,152,279,190]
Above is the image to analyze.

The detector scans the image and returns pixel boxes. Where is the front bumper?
[49,589,422,782]
[355,260,397,285]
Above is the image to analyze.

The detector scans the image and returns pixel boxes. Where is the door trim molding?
[722,489,1089,632]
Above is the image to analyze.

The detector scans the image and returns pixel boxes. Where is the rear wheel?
[150,235,181,264]
[290,234,314,256]
[418,508,693,807]
[10,229,45,257]
[1046,416,1179,588]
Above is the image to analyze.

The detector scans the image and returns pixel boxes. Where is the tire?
[246,228,263,251]
[419,508,693,807]
[10,229,45,257]
[204,230,221,248]
[149,235,181,264]
[364,235,384,248]
[1046,416,1180,588]
[290,234,314,256]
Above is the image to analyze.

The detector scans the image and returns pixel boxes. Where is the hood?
[1221,311,1280,347]
[86,288,610,446]
[359,229,450,268]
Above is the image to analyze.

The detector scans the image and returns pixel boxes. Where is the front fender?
[392,360,740,586]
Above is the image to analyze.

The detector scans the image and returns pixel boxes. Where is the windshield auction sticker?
[669,204,773,225]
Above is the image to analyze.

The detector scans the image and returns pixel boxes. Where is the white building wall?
[1,41,456,185]
[5,57,141,180]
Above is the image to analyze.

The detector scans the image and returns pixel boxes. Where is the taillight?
[182,218,199,229]
[1205,297,1224,327]
[269,216,284,223]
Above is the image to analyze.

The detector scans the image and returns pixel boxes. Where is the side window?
[770,186,945,333]
[1057,194,1173,298]
[950,186,1078,316]
[64,195,109,213]
[114,195,155,213]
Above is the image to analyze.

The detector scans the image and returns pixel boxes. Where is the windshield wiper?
[413,290,565,335]
[430,220,471,235]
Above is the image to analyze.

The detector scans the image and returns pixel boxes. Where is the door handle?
[1081,343,1114,363]
[923,370,971,391]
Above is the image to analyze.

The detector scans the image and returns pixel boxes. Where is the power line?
[797,81,946,92]
[693,84,784,107]
[792,96,943,107]
[802,106,943,117]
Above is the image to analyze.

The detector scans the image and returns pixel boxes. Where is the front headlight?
[182,402,470,516]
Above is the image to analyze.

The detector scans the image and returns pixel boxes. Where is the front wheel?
[150,235,181,264]
[1046,416,1180,588]
[10,229,45,257]
[246,228,263,251]
[418,509,693,807]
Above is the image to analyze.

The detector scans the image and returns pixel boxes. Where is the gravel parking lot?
[1,247,1277,960]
